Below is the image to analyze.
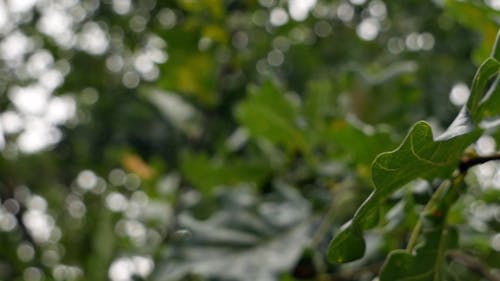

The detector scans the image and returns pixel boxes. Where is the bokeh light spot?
[356,18,380,41]
[270,7,289,26]
[449,82,470,106]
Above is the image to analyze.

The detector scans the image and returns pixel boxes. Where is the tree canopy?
[0,1,499,281]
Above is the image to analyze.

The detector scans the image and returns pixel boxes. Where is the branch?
[459,153,500,173]
[447,250,500,281]
[406,179,452,252]
[310,194,337,249]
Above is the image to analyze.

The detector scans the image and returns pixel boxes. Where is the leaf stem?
[406,179,451,252]
[406,182,444,251]
[405,219,422,252]
[406,173,466,253]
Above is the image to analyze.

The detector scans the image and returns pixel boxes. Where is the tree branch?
[459,153,500,173]
[447,250,500,281]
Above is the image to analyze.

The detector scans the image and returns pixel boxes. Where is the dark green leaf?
[379,226,456,281]
[379,179,462,281]
[491,29,500,60]
[328,40,500,263]
[372,121,478,195]
[326,120,395,166]
[467,58,500,117]
[327,222,365,264]
[236,81,307,152]
[477,77,500,123]
[328,121,478,263]
[445,0,500,63]
[181,152,270,194]
[474,31,500,127]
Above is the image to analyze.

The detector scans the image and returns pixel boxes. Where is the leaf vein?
[409,133,454,167]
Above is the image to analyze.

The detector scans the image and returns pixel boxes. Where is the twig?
[406,219,422,252]
[406,179,451,252]
[310,197,338,249]
[459,153,500,173]
[447,250,500,281]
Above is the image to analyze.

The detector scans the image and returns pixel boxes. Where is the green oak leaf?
[327,31,500,264]
[326,221,365,264]
[372,121,479,196]
[444,0,499,63]
[236,81,308,152]
[467,58,500,118]
[327,121,478,263]
[476,30,500,127]
[379,179,462,281]
[326,120,395,166]
[477,76,500,123]
[181,152,270,195]
[379,226,458,281]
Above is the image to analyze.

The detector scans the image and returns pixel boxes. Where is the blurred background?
[0,0,499,280]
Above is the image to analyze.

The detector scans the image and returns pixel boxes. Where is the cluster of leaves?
[0,0,500,281]
[328,31,500,280]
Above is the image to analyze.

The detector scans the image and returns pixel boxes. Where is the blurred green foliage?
[0,0,499,281]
